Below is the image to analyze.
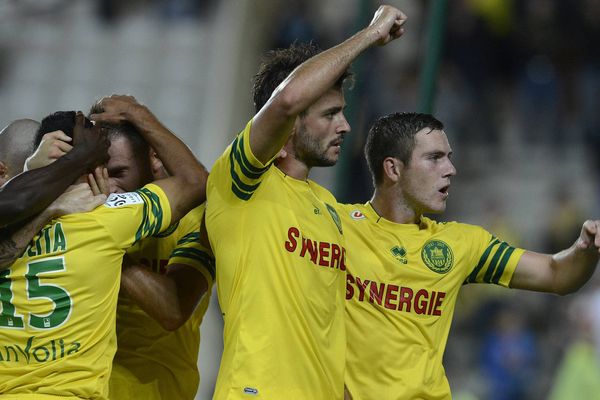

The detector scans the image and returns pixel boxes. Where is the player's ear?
[382,157,402,183]
[0,161,8,186]
[149,149,164,175]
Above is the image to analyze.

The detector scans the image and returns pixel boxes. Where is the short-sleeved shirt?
[0,184,171,399]
[341,202,525,400]
[206,120,347,399]
[109,204,215,400]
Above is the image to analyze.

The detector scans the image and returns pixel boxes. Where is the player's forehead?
[108,136,135,159]
[307,88,345,113]
[413,128,451,153]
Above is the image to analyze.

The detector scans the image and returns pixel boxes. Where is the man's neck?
[370,189,421,225]
[275,155,310,181]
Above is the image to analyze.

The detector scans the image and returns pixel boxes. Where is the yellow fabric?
[341,203,524,400]
[110,204,214,400]
[0,184,171,399]
[206,120,347,399]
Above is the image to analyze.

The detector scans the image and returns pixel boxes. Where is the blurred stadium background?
[2,0,600,399]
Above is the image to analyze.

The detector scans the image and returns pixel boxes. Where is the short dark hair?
[88,102,150,163]
[252,42,353,113]
[365,112,444,185]
[35,111,93,147]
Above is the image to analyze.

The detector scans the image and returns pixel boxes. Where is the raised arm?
[90,96,208,222]
[250,5,407,164]
[0,113,109,228]
[510,220,600,295]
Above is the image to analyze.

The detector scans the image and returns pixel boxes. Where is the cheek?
[108,178,122,193]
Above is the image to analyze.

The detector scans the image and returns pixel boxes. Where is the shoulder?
[307,180,338,204]
[423,217,485,236]
[336,203,367,221]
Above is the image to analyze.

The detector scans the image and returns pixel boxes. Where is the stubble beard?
[293,126,337,168]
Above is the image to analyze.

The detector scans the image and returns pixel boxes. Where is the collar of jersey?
[275,165,312,189]
[364,202,426,232]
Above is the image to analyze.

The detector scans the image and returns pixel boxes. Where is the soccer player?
[0,118,109,227]
[0,98,205,399]
[87,103,213,399]
[340,112,600,400]
[205,5,406,399]
[25,109,214,400]
[0,118,109,267]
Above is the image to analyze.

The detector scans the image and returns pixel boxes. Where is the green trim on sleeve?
[134,187,166,243]
[170,248,216,280]
[492,246,516,284]
[465,237,501,284]
[234,135,270,178]
[483,242,509,283]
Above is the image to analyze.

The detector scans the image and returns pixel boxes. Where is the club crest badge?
[421,240,453,274]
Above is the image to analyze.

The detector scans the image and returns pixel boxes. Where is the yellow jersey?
[0,184,171,399]
[206,120,347,399]
[340,203,525,400]
[110,204,215,400]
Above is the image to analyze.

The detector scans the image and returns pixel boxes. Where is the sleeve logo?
[421,240,454,274]
[104,192,144,208]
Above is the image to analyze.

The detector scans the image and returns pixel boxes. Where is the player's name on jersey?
[19,222,67,259]
[284,227,346,270]
[346,274,447,316]
[0,336,80,364]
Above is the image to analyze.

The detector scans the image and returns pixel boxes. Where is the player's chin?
[331,147,344,161]
[318,153,339,167]
[428,201,447,214]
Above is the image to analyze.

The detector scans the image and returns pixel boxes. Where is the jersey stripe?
[483,242,509,283]
[233,135,269,178]
[170,248,215,279]
[465,237,500,284]
[135,188,164,242]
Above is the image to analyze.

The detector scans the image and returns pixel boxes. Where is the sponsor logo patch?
[243,387,258,395]
[390,245,408,264]
[350,210,366,220]
[421,240,454,274]
[104,192,144,208]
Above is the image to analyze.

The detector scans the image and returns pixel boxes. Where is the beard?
[292,124,337,168]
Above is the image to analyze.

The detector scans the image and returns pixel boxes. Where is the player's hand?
[47,182,107,218]
[71,111,110,170]
[89,94,152,125]
[24,130,73,171]
[88,166,110,196]
[575,220,600,253]
[367,5,407,46]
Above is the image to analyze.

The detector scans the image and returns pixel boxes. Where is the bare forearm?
[551,246,599,295]
[121,262,209,331]
[123,107,207,203]
[0,150,90,227]
[121,264,185,330]
[277,28,379,116]
[0,210,53,269]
